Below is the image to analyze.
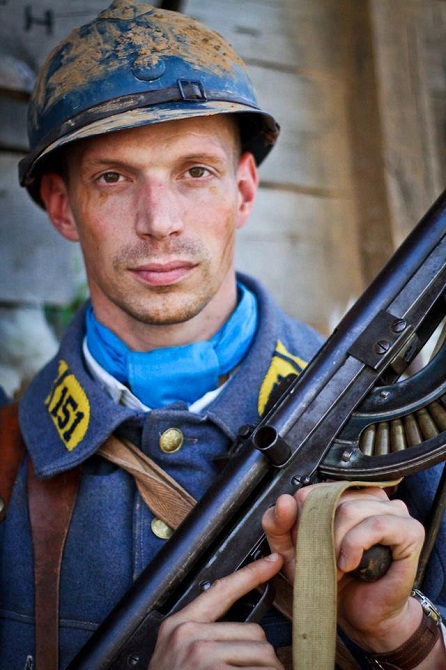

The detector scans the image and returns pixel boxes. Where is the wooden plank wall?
[369,0,445,242]
[0,0,444,335]
[187,0,364,333]
[0,0,105,305]
[343,0,445,291]
[183,0,446,333]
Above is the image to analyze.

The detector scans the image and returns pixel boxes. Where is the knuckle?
[411,517,426,542]
[262,640,279,657]
[391,498,409,514]
[336,500,357,525]
[293,487,308,509]
[187,638,217,664]
[167,620,201,647]
[246,622,267,641]
[365,515,388,535]
[175,620,200,639]
[259,641,282,667]
[157,616,174,639]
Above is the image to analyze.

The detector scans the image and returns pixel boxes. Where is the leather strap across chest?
[28,462,80,670]
[0,402,80,670]
[0,402,25,520]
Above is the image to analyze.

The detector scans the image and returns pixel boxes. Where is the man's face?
[41,115,258,348]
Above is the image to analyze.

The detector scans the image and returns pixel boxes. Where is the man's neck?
[90,277,238,351]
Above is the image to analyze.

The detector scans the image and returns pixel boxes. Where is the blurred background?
[0,0,445,397]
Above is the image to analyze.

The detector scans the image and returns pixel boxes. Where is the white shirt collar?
[83,338,225,413]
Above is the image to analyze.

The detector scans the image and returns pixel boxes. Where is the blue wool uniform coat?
[0,274,445,669]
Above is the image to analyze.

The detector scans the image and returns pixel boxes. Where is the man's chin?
[129,299,210,328]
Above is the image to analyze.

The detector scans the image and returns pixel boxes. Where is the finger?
[333,497,412,556]
[262,495,297,548]
[169,553,283,626]
[150,622,285,669]
[262,496,298,584]
[164,620,269,643]
[337,514,424,576]
[293,483,392,509]
[206,640,285,668]
[168,638,284,669]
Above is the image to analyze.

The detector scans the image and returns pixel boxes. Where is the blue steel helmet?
[19,0,280,207]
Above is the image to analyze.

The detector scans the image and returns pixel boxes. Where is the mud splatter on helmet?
[19,0,280,206]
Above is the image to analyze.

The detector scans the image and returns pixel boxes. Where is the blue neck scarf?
[85,282,258,408]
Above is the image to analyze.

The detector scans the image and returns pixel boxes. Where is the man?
[1,2,445,668]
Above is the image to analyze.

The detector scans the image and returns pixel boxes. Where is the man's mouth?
[130,260,196,286]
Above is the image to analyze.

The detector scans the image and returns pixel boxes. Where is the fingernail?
[265,552,279,562]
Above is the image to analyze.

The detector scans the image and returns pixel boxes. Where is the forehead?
[68,114,240,162]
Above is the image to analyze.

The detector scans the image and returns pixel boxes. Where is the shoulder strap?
[28,460,80,670]
[0,402,26,519]
[0,401,81,670]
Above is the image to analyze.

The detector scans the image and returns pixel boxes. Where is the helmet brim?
[20,101,279,208]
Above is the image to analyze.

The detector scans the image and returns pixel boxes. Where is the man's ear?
[235,152,259,230]
[40,172,79,242]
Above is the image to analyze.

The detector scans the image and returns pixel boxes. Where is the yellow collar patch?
[258,340,308,416]
[45,360,90,451]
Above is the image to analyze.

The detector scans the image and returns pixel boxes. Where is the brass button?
[159,428,184,454]
[151,518,174,540]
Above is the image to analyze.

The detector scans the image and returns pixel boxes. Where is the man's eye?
[188,166,208,178]
[99,172,122,183]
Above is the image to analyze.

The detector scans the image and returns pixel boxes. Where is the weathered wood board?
[0,0,444,333]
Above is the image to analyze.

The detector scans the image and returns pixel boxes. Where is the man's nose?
[135,179,184,239]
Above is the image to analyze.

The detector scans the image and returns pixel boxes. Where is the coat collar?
[19,275,319,479]
[19,304,138,478]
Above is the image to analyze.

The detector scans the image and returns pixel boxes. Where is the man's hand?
[262,485,431,652]
[147,553,286,670]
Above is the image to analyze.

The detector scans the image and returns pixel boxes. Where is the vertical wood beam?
[340,0,395,284]
[369,0,444,242]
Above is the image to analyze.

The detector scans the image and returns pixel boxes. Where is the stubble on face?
[63,115,247,345]
[109,236,219,327]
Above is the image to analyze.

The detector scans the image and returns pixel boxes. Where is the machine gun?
[68,189,446,670]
